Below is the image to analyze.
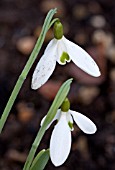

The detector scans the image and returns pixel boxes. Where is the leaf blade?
[30,149,50,170]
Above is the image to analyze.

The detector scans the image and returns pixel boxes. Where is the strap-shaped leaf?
[30,149,49,170]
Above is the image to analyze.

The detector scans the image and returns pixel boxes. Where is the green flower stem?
[23,78,73,170]
[0,8,57,133]
[48,18,59,29]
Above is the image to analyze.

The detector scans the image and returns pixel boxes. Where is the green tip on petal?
[53,21,63,40]
[60,52,70,64]
[68,121,73,130]
[61,98,70,112]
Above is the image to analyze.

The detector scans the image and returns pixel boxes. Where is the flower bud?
[53,21,63,40]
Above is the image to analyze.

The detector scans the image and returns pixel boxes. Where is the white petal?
[50,113,71,166]
[44,39,57,53]
[70,110,97,134]
[31,43,57,89]
[64,37,101,77]
[40,109,61,130]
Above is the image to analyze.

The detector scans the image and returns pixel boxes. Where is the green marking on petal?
[68,121,73,130]
[61,98,70,112]
[60,52,70,64]
[53,21,63,40]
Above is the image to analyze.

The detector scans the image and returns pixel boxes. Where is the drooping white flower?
[31,35,101,89]
[41,109,97,167]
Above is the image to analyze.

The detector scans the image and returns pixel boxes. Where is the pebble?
[78,86,100,105]
[16,36,36,55]
[16,102,35,123]
[90,15,106,28]
[93,30,113,47]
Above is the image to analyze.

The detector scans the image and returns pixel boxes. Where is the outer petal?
[31,43,57,89]
[50,113,71,166]
[40,109,61,130]
[44,38,57,53]
[64,37,101,77]
[70,110,97,134]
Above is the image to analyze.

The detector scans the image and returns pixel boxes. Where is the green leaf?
[30,149,50,170]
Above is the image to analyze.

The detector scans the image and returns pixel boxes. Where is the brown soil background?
[0,0,115,170]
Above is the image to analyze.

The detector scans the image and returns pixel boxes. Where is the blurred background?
[0,0,115,169]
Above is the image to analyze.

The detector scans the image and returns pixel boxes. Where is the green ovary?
[60,52,70,64]
[53,21,63,40]
[61,98,70,112]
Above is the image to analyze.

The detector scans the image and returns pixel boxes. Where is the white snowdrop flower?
[41,98,97,166]
[32,21,101,89]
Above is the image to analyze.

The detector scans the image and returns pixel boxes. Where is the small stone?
[16,36,36,55]
[17,102,35,123]
[90,15,106,28]
[78,86,100,105]
[92,30,113,49]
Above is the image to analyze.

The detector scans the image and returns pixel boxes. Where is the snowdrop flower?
[41,98,97,166]
[32,21,101,89]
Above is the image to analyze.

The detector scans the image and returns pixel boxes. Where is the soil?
[0,0,115,170]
